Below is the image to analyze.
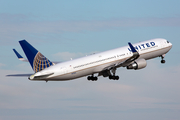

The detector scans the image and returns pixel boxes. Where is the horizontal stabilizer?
[13,49,28,62]
[6,74,32,77]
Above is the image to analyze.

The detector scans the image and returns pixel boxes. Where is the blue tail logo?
[19,40,54,73]
[33,52,54,72]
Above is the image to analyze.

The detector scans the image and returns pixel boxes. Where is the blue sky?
[0,0,180,120]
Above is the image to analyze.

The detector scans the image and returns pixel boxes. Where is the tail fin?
[19,40,54,73]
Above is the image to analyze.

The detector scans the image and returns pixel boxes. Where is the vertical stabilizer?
[19,40,54,73]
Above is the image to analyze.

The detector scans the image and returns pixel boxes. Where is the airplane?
[7,38,172,82]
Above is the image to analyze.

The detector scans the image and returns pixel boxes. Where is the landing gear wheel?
[160,55,166,64]
[109,75,119,80]
[109,75,113,80]
[92,77,98,81]
[115,76,119,80]
[87,76,98,81]
[161,60,165,64]
[87,76,91,80]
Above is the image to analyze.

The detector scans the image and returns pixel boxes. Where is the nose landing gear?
[160,54,166,64]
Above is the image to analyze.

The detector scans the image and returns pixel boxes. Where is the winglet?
[13,49,28,62]
[128,42,137,53]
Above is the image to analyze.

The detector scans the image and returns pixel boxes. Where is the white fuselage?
[30,38,172,81]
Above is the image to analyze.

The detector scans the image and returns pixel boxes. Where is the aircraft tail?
[19,40,54,73]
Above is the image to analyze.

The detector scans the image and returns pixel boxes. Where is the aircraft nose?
[168,42,173,51]
[169,42,173,48]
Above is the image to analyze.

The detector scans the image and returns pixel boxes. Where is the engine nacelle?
[127,59,147,70]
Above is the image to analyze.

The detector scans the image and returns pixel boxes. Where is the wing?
[111,42,139,69]
[98,42,139,76]
[117,42,139,67]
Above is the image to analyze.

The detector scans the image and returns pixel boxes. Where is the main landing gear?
[109,75,119,80]
[109,68,119,80]
[160,54,166,64]
[87,75,98,81]
[87,67,120,81]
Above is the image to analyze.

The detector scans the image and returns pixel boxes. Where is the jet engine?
[127,59,147,70]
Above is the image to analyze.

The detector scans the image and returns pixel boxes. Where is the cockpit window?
[167,41,169,43]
